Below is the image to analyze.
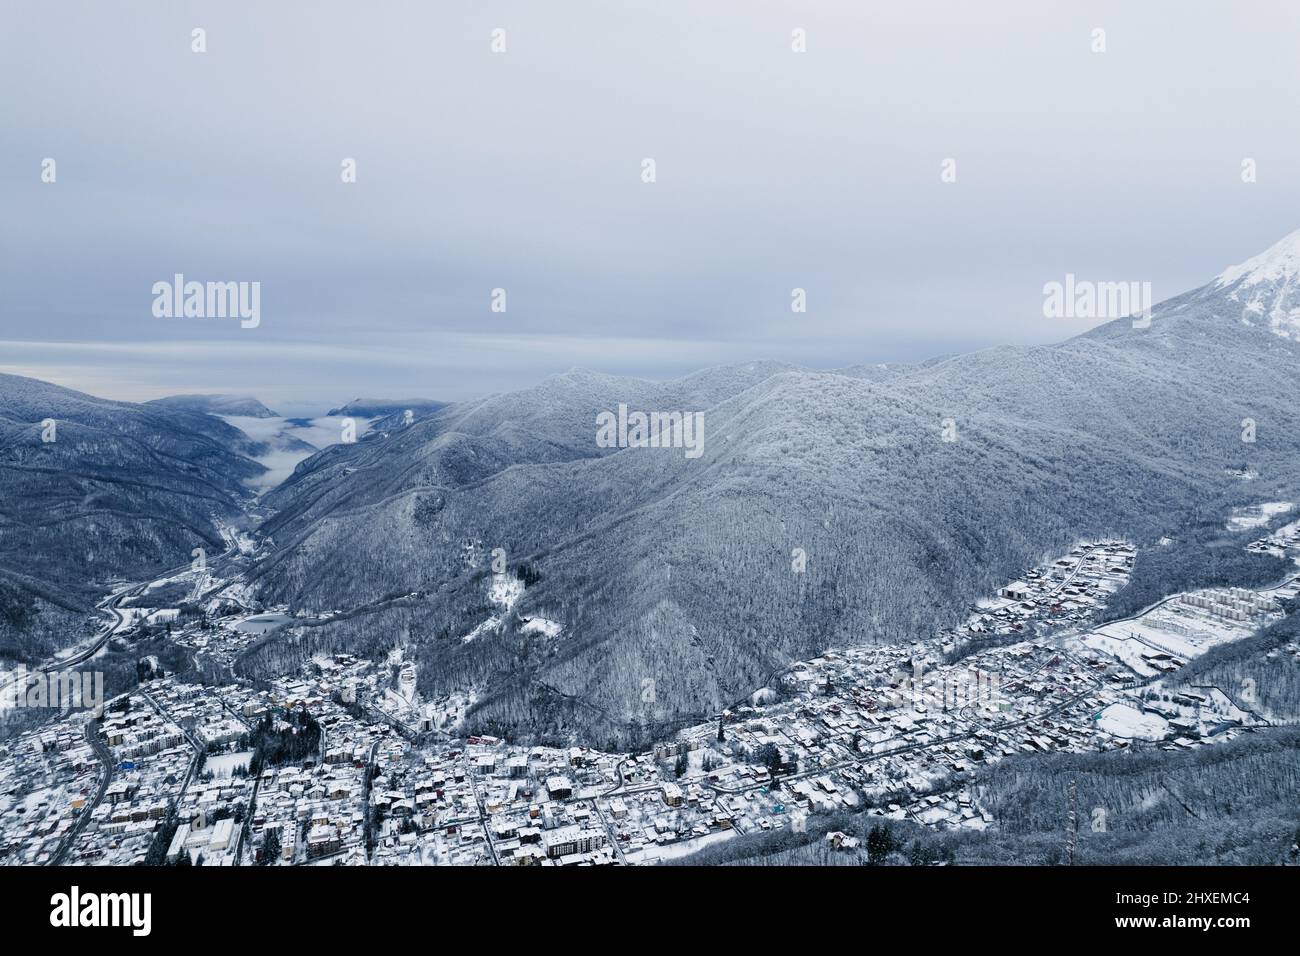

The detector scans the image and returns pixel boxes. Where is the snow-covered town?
[1,532,1296,866]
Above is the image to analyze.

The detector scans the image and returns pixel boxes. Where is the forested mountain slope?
[242,234,1300,745]
[0,374,264,663]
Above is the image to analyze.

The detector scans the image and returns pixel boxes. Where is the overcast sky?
[2,0,1299,415]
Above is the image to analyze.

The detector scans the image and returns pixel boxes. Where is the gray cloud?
[3,0,1299,410]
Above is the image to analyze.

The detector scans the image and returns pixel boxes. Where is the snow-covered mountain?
[242,232,1300,744]
[147,394,280,418]
[1212,228,1300,339]
[0,376,265,662]
[327,398,447,419]
[9,231,1300,743]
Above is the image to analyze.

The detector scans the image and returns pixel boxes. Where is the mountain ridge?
[234,232,1300,744]
[8,231,1300,744]
[0,374,265,663]
[147,394,280,419]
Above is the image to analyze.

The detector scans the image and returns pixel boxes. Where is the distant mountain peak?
[1216,228,1300,288]
[147,393,279,418]
[1211,228,1300,339]
[326,397,446,417]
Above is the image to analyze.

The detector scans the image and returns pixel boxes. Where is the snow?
[1215,230,1300,338]
[1253,517,1300,554]
[460,618,497,644]
[204,751,253,778]
[1200,687,1255,725]
[1095,703,1168,740]
[520,616,563,638]
[1216,228,1300,287]
[1226,501,1293,531]
[214,581,256,607]
[626,827,737,864]
[1090,600,1260,662]
[1081,632,1160,678]
[461,574,525,643]
[422,689,477,731]
[215,521,256,556]
[487,573,524,611]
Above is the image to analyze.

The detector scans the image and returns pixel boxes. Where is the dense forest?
[0,373,262,667]
[1098,521,1293,623]
[246,708,322,775]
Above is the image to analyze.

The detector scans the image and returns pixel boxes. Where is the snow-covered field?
[1095,703,1169,740]
[1089,594,1273,664]
[520,616,563,638]
[1079,632,1161,678]
[204,751,253,778]
[1226,501,1293,531]
[625,827,737,864]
